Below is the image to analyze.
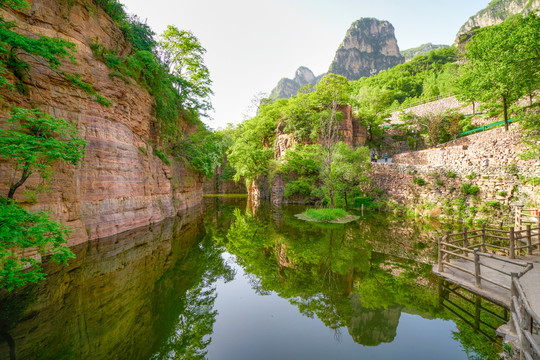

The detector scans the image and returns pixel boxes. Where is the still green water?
[0,197,507,360]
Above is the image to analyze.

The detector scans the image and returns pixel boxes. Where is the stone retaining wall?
[389,96,474,124]
[393,124,538,169]
[373,124,540,223]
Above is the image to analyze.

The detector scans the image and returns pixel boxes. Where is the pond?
[0,197,508,360]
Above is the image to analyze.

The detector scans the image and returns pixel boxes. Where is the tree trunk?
[330,190,335,208]
[7,164,31,200]
[344,192,348,209]
[503,96,509,131]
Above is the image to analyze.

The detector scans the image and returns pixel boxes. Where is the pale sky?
[119,0,491,130]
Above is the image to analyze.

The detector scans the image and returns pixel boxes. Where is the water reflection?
[0,198,507,359]
[0,208,233,360]
[215,199,506,358]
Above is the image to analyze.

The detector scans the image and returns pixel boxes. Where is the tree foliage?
[159,25,213,116]
[456,13,540,130]
[0,199,74,291]
[0,108,86,199]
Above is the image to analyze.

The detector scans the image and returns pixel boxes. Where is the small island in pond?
[295,208,360,223]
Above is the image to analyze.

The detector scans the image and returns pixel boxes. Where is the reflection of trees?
[348,293,401,346]
[221,207,445,346]
[150,233,235,360]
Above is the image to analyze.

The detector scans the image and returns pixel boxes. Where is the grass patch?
[296,208,360,223]
[304,208,348,222]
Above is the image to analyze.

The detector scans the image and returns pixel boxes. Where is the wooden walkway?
[433,210,540,359]
[433,254,539,308]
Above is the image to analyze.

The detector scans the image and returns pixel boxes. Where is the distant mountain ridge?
[455,0,540,43]
[401,43,449,61]
[270,18,404,100]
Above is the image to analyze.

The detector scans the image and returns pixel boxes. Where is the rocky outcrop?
[401,43,449,61]
[269,66,318,100]
[455,0,540,44]
[0,0,203,245]
[328,18,404,81]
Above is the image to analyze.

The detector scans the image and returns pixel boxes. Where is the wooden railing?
[511,274,540,360]
[516,208,540,232]
[437,223,540,358]
[437,225,537,291]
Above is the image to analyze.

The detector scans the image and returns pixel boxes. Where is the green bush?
[498,190,507,197]
[446,172,457,178]
[461,183,479,195]
[485,200,501,208]
[152,147,170,166]
[466,172,477,180]
[435,179,444,186]
[413,177,426,186]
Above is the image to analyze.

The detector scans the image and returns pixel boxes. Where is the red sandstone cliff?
[0,0,203,245]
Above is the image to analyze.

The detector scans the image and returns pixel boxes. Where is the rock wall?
[0,0,203,245]
[392,125,535,168]
[373,125,540,222]
[388,96,474,124]
[328,18,404,81]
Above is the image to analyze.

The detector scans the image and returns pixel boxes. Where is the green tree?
[159,25,213,116]
[0,108,86,200]
[313,75,350,208]
[456,14,540,131]
[0,199,75,290]
[327,142,371,208]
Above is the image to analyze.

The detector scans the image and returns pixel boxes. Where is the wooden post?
[438,236,443,272]
[509,227,515,259]
[510,273,518,334]
[474,249,482,288]
[463,227,469,257]
[475,296,481,330]
[481,223,486,253]
[526,225,532,254]
[537,211,540,252]
[515,207,522,230]
[445,231,450,262]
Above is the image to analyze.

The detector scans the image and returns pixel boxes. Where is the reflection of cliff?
[347,293,402,346]
[0,210,206,360]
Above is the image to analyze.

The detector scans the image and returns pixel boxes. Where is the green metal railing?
[458,118,518,137]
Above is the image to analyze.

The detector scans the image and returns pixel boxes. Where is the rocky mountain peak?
[269,66,318,100]
[293,66,316,87]
[455,0,540,44]
[328,18,404,80]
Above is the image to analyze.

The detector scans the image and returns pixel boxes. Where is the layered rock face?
[0,0,203,245]
[269,66,319,100]
[328,18,404,81]
[455,0,540,43]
